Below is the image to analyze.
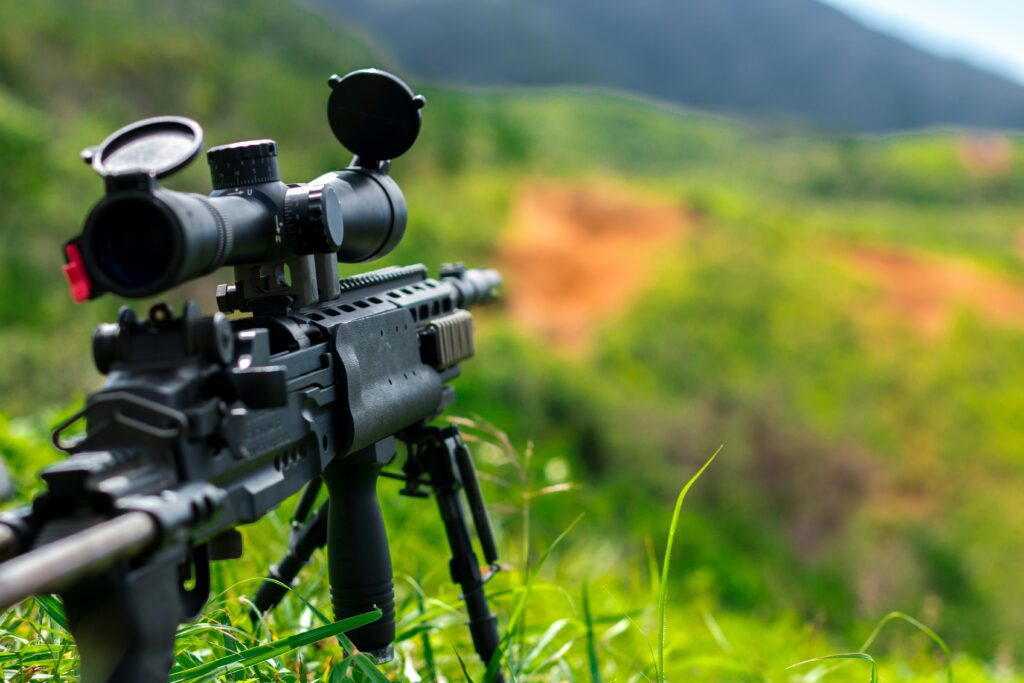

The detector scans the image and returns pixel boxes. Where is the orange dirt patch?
[842,244,1024,335]
[499,181,690,352]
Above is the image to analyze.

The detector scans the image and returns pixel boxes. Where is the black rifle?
[0,69,506,682]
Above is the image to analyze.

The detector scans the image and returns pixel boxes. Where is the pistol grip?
[323,441,396,662]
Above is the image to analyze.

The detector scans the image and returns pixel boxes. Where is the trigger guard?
[179,544,211,620]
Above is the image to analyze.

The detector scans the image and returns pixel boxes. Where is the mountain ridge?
[319,0,1024,133]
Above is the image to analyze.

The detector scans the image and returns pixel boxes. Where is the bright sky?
[819,0,1024,85]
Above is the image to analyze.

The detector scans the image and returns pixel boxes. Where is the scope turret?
[207,139,281,189]
[64,69,424,306]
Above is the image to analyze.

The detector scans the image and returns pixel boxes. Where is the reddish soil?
[958,134,1015,178]
[498,179,1024,347]
[842,244,1024,335]
[498,181,690,352]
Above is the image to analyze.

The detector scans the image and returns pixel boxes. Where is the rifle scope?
[66,70,425,301]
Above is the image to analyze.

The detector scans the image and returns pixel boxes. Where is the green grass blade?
[394,623,433,643]
[788,652,878,683]
[786,611,953,683]
[600,584,658,679]
[520,617,569,671]
[333,630,390,683]
[657,447,720,683]
[0,643,74,667]
[582,581,601,683]
[232,576,333,628]
[33,595,68,631]
[700,606,732,653]
[169,609,383,682]
[328,655,354,682]
[858,611,953,683]
[416,567,437,682]
[532,638,576,674]
[453,645,476,683]
[487,513,584,682]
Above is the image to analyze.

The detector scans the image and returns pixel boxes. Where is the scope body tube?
[312,167,407,264]
[80,187,284,298]
[77,165,410,301]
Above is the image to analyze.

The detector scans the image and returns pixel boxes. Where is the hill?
[321,0,1024,132]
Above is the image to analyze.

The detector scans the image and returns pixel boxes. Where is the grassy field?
[3,0,1024,680]
[0,416,1000,682]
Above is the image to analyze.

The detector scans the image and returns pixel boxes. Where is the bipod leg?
[251,481,328,618]
[401,424,505,682]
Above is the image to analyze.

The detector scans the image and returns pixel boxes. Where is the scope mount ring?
[82,116,203,180]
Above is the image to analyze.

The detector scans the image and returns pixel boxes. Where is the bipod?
[393,423,504,680]
[251,422,505,680]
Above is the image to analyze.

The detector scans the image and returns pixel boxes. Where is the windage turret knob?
[207,139,281,190]
[283,184,344,254]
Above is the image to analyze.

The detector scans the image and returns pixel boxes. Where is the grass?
[657,446,721,682]
[581,580,601,683]
[1,418,1017,681]
[788,611,955,683]
[168,610,385,682]
[492,512,583,680]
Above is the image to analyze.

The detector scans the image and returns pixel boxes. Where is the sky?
[819,0,1024,85]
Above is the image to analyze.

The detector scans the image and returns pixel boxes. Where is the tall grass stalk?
[656,447,720,683]
[488,513,583,682]
[582,581,601,683]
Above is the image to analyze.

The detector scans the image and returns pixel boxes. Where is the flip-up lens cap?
[328,69,425,162]
[85,116,203,179]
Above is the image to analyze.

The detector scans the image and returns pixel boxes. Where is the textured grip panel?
[428,310,475,369]
[330,577,396,651]
[323,450,396,661]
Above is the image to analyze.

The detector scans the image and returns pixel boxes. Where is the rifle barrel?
[0,512,157,612]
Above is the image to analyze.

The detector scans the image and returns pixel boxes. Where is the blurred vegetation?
[3,0,1024,679]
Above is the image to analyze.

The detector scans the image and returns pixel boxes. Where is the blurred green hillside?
[3,0,1024,680]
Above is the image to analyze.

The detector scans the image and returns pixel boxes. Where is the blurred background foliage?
[2,0,1024,680]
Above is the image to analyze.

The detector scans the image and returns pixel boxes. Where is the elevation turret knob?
[283,184,344,254]
[207,139,281,190]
